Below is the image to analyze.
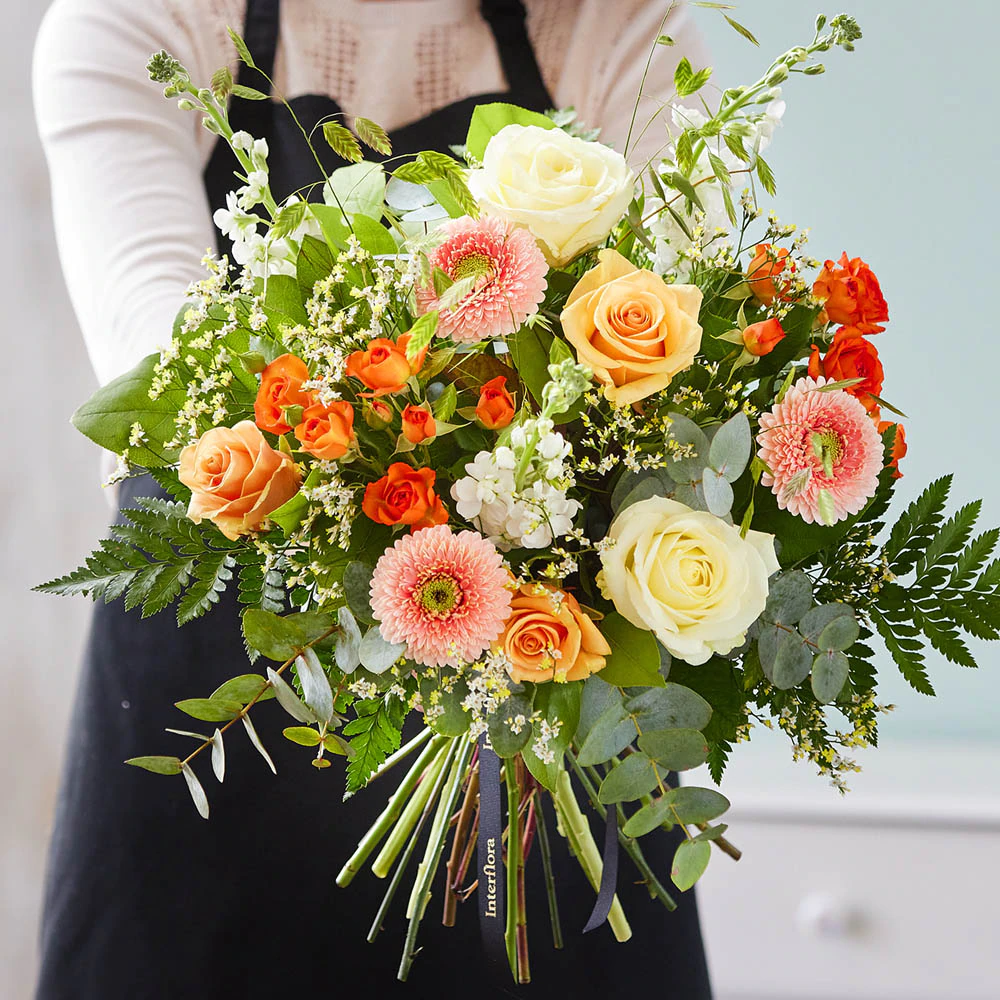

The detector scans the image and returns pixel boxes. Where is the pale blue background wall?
[697,0,1000,742]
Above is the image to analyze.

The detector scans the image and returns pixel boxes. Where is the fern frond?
[883,475,952,574]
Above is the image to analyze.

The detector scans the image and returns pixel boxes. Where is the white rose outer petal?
[601,496,778,666]
[467,124,635,267]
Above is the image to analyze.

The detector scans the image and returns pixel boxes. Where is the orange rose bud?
[294,400,356,460]
[401,404,436,444]
[878,420,907,479]
[476,376,516,429]
[362,463,448,530]
[178,421,301,540]
[808,327,884,414]
[746,243,790,305]
[742,318,786,357]
[254,353,313,434]
[812,252,889,335]
[346,336,420,397]
[364,399,394,430]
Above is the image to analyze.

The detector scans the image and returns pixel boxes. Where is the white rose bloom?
[467,124,635,267]
[600,496,779,666]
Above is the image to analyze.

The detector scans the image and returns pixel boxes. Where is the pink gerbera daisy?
[415,215,547,343]
[369,524,512,667]
[757,375,883,525]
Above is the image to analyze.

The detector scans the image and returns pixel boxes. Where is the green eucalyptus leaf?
[664,413,711,482]
[210,673,273,705]
[283,726,322,747]
[665,786,730,824]
[598,752,664,803]
[323,161,386,221]
[702,467,734,517]
[708,412,751,482]
[622,797,675,837]
[359,627,405,674]
[637,728,709,771]
[811,649,850,703]
[817,610,860,651]
[487,693,533,756]
[344,562,376,624]
[125,755,182,775]
[174,697,243,723]
[764,571,813,625]
[671,839,711,890]
[181,762,209,819]
[771,629,813,689]
[266,667,318,724]
[624,684,713,732]
[335,606,363,672]
[295,648,334,722]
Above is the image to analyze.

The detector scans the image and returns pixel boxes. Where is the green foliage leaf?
[522,681,582,790]
[125,755,182,775]
[665,786,730,825]
[351,213,397,255]
[211,673,273,705]
[598,613,665,688]
[811,649,850,703]
[598,752,663,803]
[508,324,554,406]
[637,729,709,771]
[241,608,337,662]
[323,161,386,221]
[175,697,243,723]
[465,102,556,161]
[71,354,184,466]
[343,697,405,792]
[624,684,712,733]
[671,839,711,890]
[283,726,321,747]
[230,84,268,101]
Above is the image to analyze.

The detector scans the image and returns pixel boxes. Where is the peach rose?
[742,318,785,357]
[808,327,884,414]
[746,243,791,306]
[253,354,313,434]
[812,252,889,334]
[362,463,448,530]
[401,404,436,444]
[179,421,301,540]
[294,400,356,460]
[476,376,516,430]
[346,334,424,397]
[496,583,611,684]
[560,249,703,405]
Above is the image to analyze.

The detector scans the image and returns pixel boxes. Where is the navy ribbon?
[582,806,620,933]
[477,733,506,964]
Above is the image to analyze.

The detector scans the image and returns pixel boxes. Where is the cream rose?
[561,249,703,405]
[467,124,634,267]
[179,421,301,540]
[600,497,779,666]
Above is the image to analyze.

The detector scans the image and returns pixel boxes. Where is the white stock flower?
[213,191,260,240]
[600,496,779,665]
[467,124,635,266]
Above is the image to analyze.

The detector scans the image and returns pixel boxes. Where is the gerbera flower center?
[413,572,464,618]
[451,251,494,283]
[811,427,844,477]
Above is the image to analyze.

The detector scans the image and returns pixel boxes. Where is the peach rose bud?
[294,400,357,460]
[346,337,417,397]
[401,404,436,444]
[179,421,301,540]
[476,376,516,430]
[364,399,394,431]
[742,318,786,357]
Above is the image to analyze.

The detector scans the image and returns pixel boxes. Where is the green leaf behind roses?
[71,354,185,466]
[597,613,665,688]
[521,680,582,790]
[465,102,556,162]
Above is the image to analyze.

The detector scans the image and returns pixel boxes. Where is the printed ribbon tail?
[582,806,620,933]
[477,733,506,964]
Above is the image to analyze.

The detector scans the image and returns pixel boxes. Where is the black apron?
[36,2,712,996]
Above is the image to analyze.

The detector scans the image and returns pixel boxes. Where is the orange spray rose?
[746,244,790,305]
[742,318,786,357]
[346,334,425,396]
[401,404,436,444]
[812,252,889,334]
[294,400,356,460]
[254,354,313,434]
[476,376,516,429]
[362,463,448,529]
[808,327,884,413]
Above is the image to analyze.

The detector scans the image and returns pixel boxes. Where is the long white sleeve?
[34,0,707,387]
[34,0,218,386]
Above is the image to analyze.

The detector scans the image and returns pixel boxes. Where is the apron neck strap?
[237,0,552,110]
[237,0,280,90]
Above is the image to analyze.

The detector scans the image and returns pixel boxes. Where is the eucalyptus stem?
[337,732,448,887]
[551,769,632,942]
[568,753,677,913]
[535,795,564,950]
[504,759,522,979]
[372,739,451,879]
[398,737,474,982]
[367,739,457,945]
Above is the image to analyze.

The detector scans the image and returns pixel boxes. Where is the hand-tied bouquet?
[41,9,1000,984]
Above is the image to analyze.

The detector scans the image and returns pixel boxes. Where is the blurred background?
[4,1,998,997]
